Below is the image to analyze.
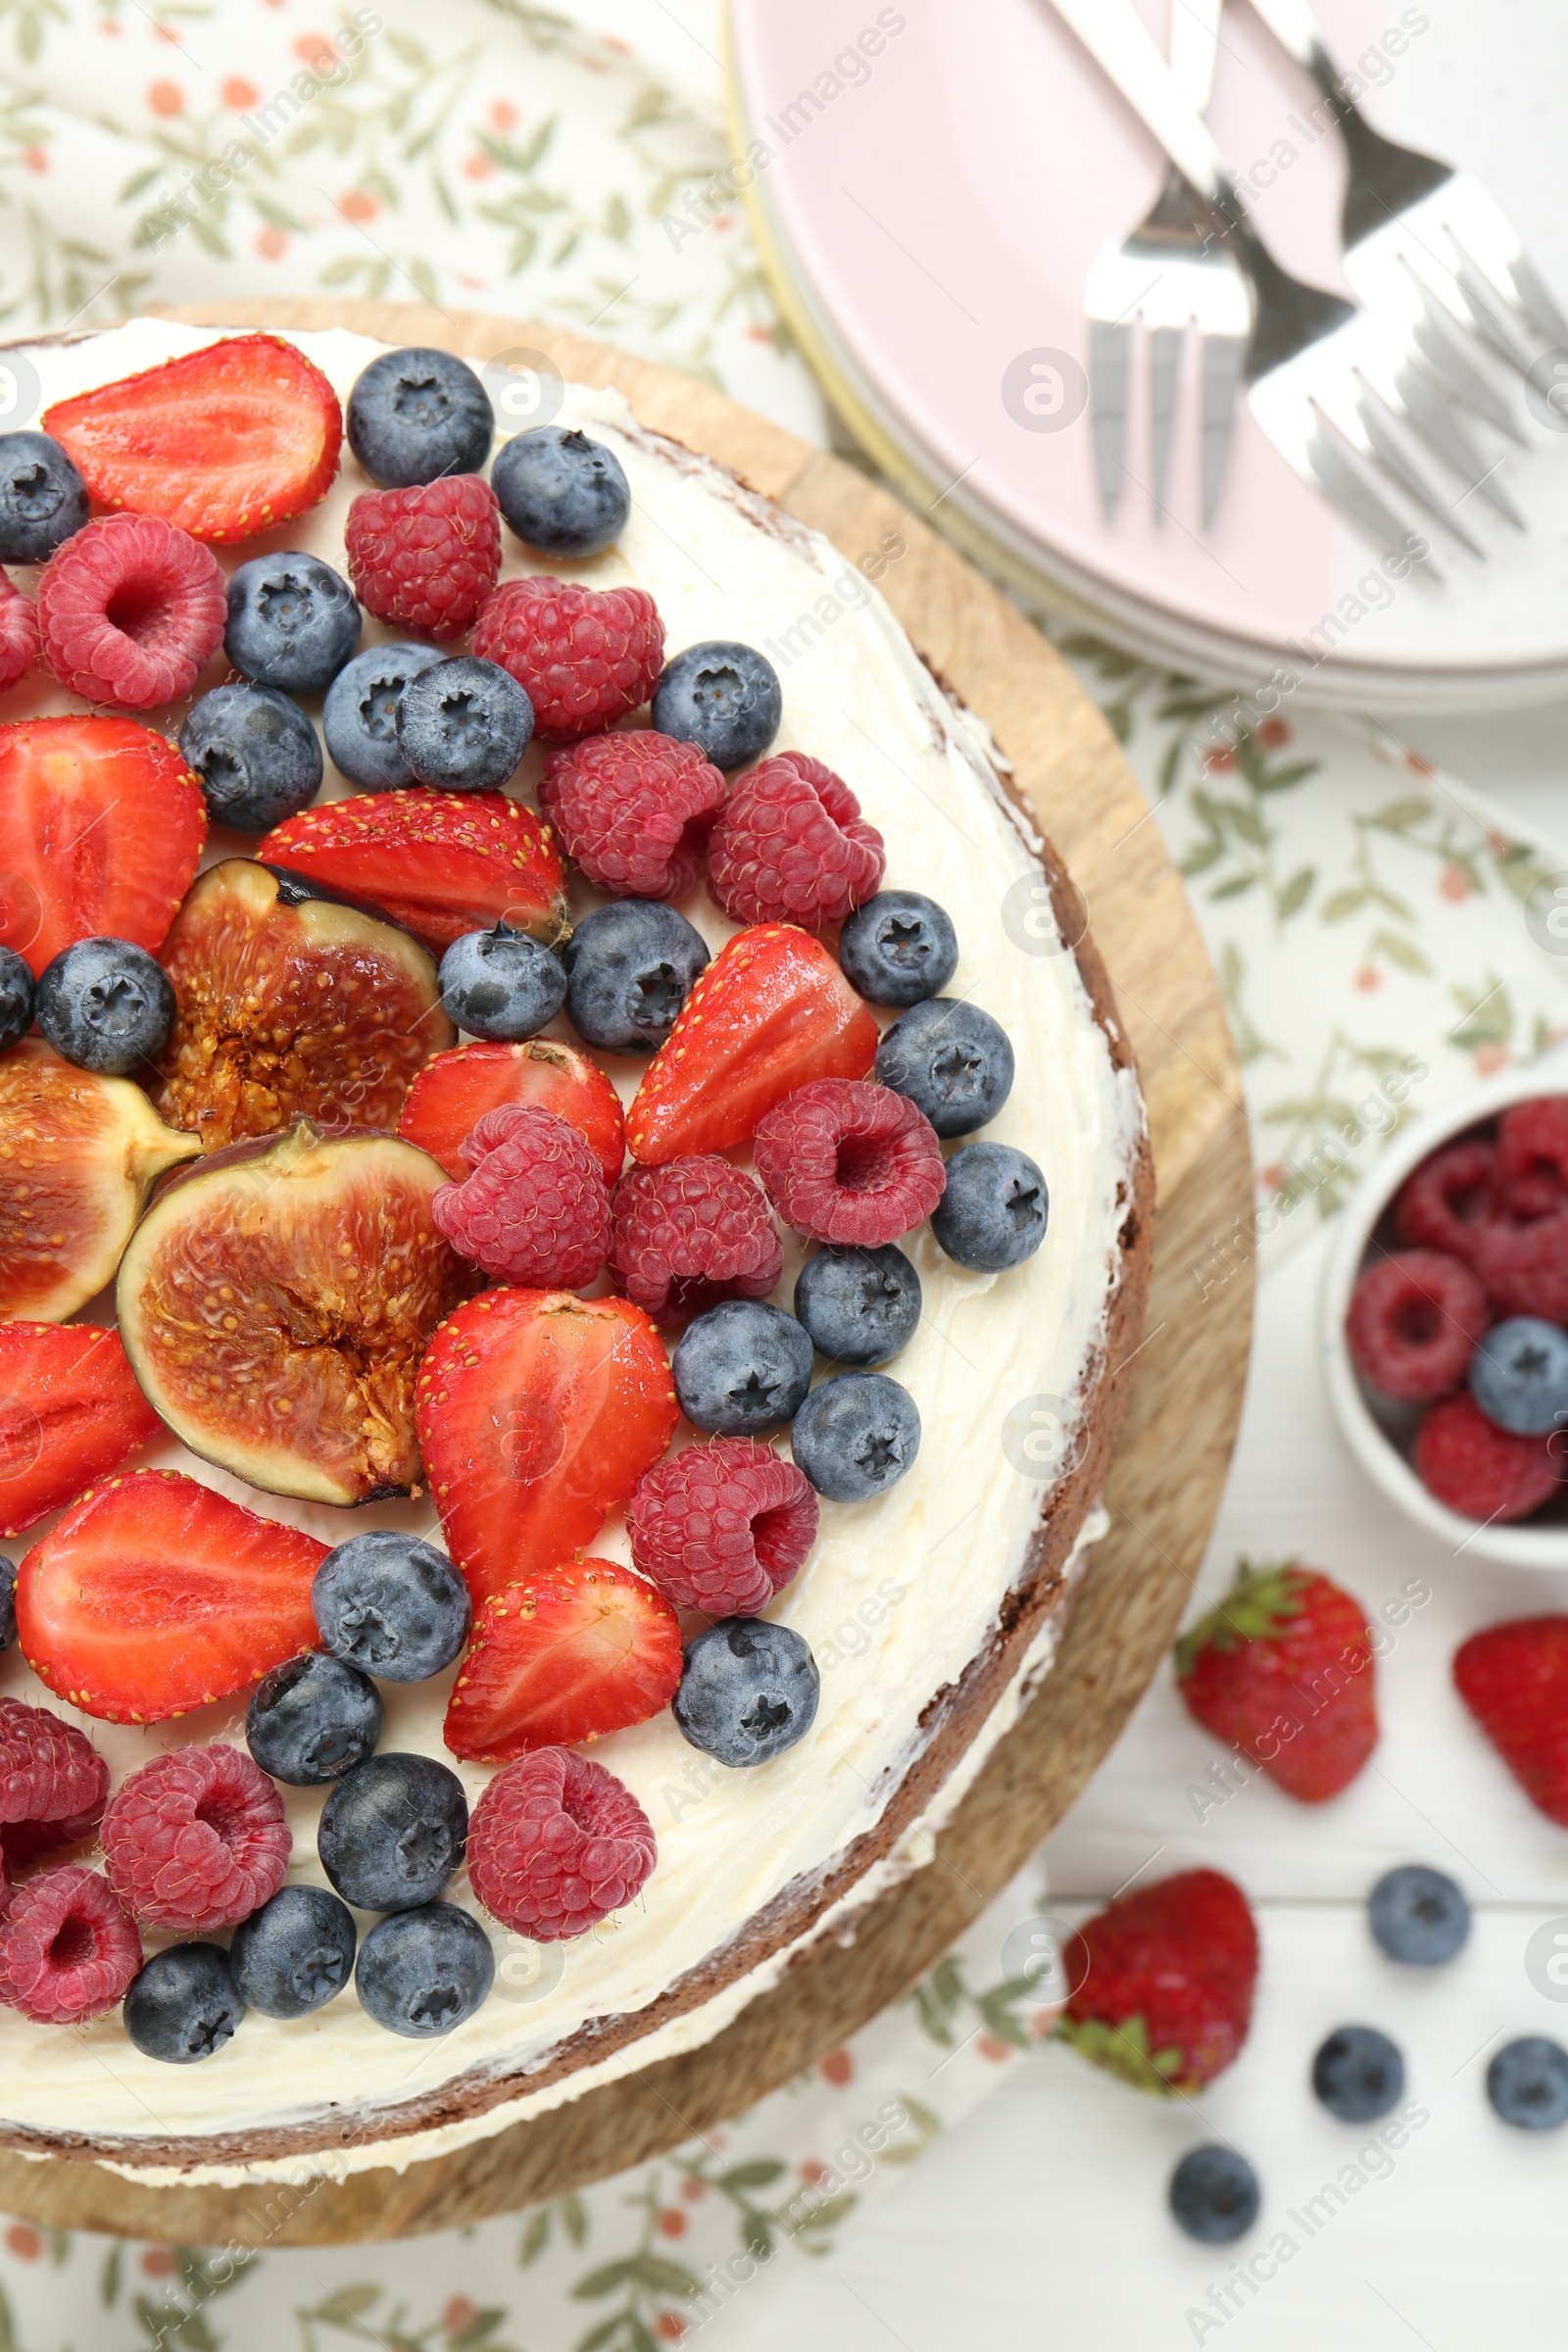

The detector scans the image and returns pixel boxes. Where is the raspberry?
[1413,1391,1559,1523]
[431,1102,611,1288]
[1345,1249,1490,1401]
[1393,1140,1497,1261]
[0,1865,140,2024]
[610,1155,783,1327]
[35,513,225,709]
[344,474,501,642]
[628,1437,817,1613]
[753,1078,946,1246]
[708,750,885,928]
[1474,1213,1568,1323]
[1496,1100,1568,1220]
[0,1697,108,1837]
[100,1743,290,1932]
[0,571,39,689]
[471,575,663,741]
[539,730,726,900]
[466,1747,656,1941]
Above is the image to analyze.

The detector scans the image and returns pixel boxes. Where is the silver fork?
[1086,0,1249,525]
[1050,0,1510,562]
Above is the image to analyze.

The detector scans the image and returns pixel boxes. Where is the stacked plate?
[726,0,1568,710]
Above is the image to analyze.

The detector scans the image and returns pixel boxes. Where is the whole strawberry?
[1453,1616,1568,1826]
[1174,1558,1376,1802]
[1058,1868,1258,2093]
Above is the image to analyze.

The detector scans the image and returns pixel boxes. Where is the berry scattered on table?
[179,680,322,834]
[1469,1314,1568,1434]
[102,1745,290,1934]
[0,1865,140,2025]
[753,1078,946,1247]
[628,1437,817,1613]
[0,1323,159,1538]
[876,997,1014,1138]
[467,1747,656,1939]
[444,1557,682,1761]
[931,1141,1049,1271]
[36,512,225,708]
[1411,1391,1558,1523]
[313,1531,471,1684]
[1495,1099,1568,1218]
[794,1243,922,1366]
[0,949,28,1054]
[539,728,727,900]
[1488,2036,1568,2131]
[492,424,631,557]
[708,750,885,928]
[1392,1138,1496,1259]
[0,571,38,689]
[396,654,533,793]
[1168,2147,1259,2245]
[432,1102,611,1289]
[345,474,501,641]
[0,429,87,564]
[1367,1864,1470,1965]
[122,1942,245,2065]
[355,1901,495,2037]
[399,1038,623,1187]
[563,899,710,1056]
[653,639,781,769]
[224,550,360,691]
[321,640,444,787]
[837,890,958,1007]
[345,346,493,488]
[1312,2025,1404,2121]
[790,1370,921,1502]
[672,1298,814,1436]
[1345,1249,1489,1401]
[672,1618,821,1767]
[609,1156,783,1328]
[245,1651,384,1788]
[229,1883,358,2021]
[34,937,175,1075]
[1057,1869,1258,2093]
[472,574,663,741]
[1174,1558,1377,1804]
[437,924,566,1042]
[1453,1616,1568,1824]
[317,1751,468,1914]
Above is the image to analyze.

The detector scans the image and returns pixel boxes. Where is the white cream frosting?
[0,322,1144,2180]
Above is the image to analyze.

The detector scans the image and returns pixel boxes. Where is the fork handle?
[1046,0,1230,206]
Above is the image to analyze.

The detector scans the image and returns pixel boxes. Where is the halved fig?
[150,858,456,1152]
[0,1041,200,1323]
[117,1119,471,1505]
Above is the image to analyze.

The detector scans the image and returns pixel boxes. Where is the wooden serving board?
[0,303,1253,2245]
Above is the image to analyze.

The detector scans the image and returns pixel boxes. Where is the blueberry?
[1168,2147,1259,2244]
[318,1751,468,1912]
[123,1943,245,2065]
[313,1530,471,1683]
[0,1552,16,1651]
[180,681,323,834]
[794,1245,922,1367]
[34,938,174,1075]
[652,641,781,770]
[673,1300,813,1435]
[790,1371,920,1502]
[356,1900,495,2038]
[346,347,493,488]
[838,891,958,1008]
[439,924,566,1042]
[224,553,361,693]
[1470,1315,1568,1435]
[1311,2025,1404,2122]
[1488,2035,1568,2130]
[323,642,446,788]
[0,947,33,1054]
[673,1618,820,1767]
[1368,1864,1470,1966]
[397,656,533,792]
[492,425,630,557]
[563,900,710,1055]
[876,998,1014,1138]
[230,1885,358,2021]
[0,430,87,564]
[245,1651,383,1788]
[931,1142,1049,1272]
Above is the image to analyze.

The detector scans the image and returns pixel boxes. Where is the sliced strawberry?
[416,1289,677,1608]
[257,789,567,954]
[445,1556,681,1759]
[626,923,878,1165]
[16,1468,327,1724]
[0,716,207,978]
[42,334,342,545]
[0,1323,160,1537]
[399,1039,625,1186]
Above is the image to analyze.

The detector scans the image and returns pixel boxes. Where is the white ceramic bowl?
[1321,1055,1568,1568]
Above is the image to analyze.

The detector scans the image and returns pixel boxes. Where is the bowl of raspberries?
[1324,1067,1568,1564]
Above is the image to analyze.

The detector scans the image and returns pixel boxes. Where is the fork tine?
[1200,333,1245,529]
[1449,250,1539,373]
[1400,268,1525,443]
[1350,378,1487,557]
[1391,364,1525,528]
[1089,319,1131,518]
[1508,251,1568,352]
[1300,409,1443,576]
[1149,325,1181,519]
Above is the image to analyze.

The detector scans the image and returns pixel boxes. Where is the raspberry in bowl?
[1322,1062,1568,1565]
